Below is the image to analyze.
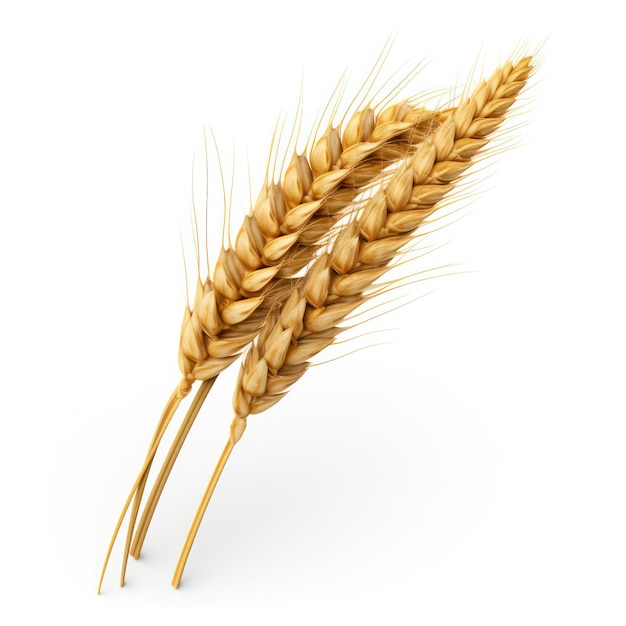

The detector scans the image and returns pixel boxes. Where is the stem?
[131,378,216,559]
[171,416,247,589]
[98,380,188,594]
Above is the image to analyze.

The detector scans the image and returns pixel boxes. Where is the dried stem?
[171,416,247,588]
[98,380,190,593]
[130,378,216,558]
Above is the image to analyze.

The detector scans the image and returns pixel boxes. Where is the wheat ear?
[127,104,443,560]
[176,103,442,386]
[99,101,444,592]
[171,55,533,587]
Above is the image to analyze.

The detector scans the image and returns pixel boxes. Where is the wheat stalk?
[98,88,447,590]
[170,55,533,588]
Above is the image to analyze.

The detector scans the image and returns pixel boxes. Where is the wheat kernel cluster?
[99,52,534,593]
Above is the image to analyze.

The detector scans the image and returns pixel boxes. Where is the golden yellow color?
[99,52,534,593]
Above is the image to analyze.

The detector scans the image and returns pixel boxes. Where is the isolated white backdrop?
[1,1,624,624]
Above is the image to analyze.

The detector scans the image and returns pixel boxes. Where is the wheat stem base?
[98,381,188,593]
[171,416,247,588]
[131,377,216,558]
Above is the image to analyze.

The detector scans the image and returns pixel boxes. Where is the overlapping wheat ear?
[98,49,533,592]
[98,61,451,590]
[169,54,534,588]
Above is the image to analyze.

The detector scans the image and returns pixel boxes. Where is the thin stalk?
[171,416,247,589]
[131,377,216,558]
[98,381,189,594]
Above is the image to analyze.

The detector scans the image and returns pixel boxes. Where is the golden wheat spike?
[126,105,442,563]
[170,55,533,588]
[99,90,446,591]
[177,104,443,387]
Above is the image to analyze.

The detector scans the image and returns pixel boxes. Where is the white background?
[1,1,625,624]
